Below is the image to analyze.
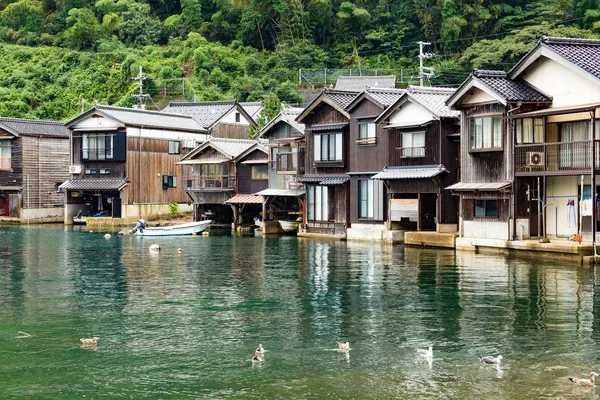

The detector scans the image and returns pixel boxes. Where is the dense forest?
[0,0,599,121]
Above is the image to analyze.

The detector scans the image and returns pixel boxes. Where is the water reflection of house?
[60,104,208,224]
[0,118,70,222]
[178,137,267,226]
[253,106,306,234]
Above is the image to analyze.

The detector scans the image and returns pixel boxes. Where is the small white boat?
[132,220,212,237]
[73,216,87,225]
[278,220,300,232]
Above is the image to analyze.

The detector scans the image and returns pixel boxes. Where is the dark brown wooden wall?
[388,123,439,167]
[348,100,387,172]
[212,123,251,139]
[303,104,349,175]
[0,136,21,187]
[460,191,510,222]
[237,149,268,194]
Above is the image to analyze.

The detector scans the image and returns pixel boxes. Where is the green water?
[1,225,600,399]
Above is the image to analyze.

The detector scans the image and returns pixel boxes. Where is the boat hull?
[137,220,212,236]
[278,220,300,232]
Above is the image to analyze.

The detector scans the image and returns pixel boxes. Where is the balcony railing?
[81,148,114,161]
[400,147,425,158]
[183,175,236,190]
[515,140,600,174]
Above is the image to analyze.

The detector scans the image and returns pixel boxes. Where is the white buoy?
[104,234,111,239]
[117,231,124,236]
[177,248,183,253]
[149,244,160,252]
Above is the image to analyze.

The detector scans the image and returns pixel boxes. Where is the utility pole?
[131,66,148,106]
[417,41,434,86]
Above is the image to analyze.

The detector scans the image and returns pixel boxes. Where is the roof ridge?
[365,87,404,92]
[542,36,600,46]
[0,117,66,125]
[473,69,507,78]
[324,88,361,94]
[96,104,196,119]
[208,137,257,143]
[167,100,237,107]
[408,86,455,94]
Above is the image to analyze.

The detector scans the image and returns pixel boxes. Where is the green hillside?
[0,0,599,120]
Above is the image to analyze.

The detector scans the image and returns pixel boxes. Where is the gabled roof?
[296,89,359,123]
[335,75,396,91]
[255,107,305,139]
[446,69,552,108]
[58,178,130,191]
[345,88,406,112]
[240,102,263,122]
[162,100,258,129]
[376,86,459,123]
[0,117,70,138]
[509,36,600,82]
[66,104,206,133]
[234,142,268,163]
[179,137,259,163]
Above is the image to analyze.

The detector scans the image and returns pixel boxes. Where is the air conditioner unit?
[526,151,544,167]
[69,165,82,174]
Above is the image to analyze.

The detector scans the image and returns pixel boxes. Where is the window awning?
[177,158,228,165]
[241,159,268,164]
[505,102,600,119]
[372,165,447,180]
[225,193,264,204]
[255,188,306,197]
[445,182,511,191]
[58,179,129,191]
[0,186,23,191]
[383,118,433,129]
[309,123,349,132]
[298,174,350,185]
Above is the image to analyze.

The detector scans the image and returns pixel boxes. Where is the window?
[235,112,241,123]
[251,165,268,180]
[474,199,498,218]
[401,131,425,157]
[168,141,180,154]
[163,175,177,189]
[358,122,376,144]
[85,168,97,175]
[358,179,384,219]
[99,168,111,175]
[276,152,295,171]
[314,132,342,162]
[469,116,503,150]
[0,139,11,169]
[82,133,113,160]
[516,118,544,144]
[307,185,329,221]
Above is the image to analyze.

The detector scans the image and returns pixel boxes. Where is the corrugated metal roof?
[225,193,264,204]
[91,105,206,132]
[298,174,350,185]
[335,75,396,91]
[255,188,306,196]
[309,123,349,132]
[445,182,511,191]
[0,118,70,138]
[406,86,460,118]
[58,179,129,191]
[372,165,447,180]
[162,101,237,128]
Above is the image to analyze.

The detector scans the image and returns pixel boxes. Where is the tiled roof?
[309,123,349,132]
[255,188,306,197]
[372,165,447,180]
[256,106,305,138]
[91,105,206,132]
[225,193,264,204]
[335,75,396,91]
[0,118,70,138]
[445,182,511,191]
[162,101,237,128]
[191,137,259,160]
[472,69,551,103]
[406,86,460,118]
[324,89,360,109]
[58,178,129,191]
[364,88,406,107]
[240,102,263,121]
[540,36,600,79]
[298,174,350,185]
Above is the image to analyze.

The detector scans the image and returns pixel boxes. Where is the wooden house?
[372,86,460,234]
[162,100,259,139]
[446,68,551,243]
[296,88,360,238]
[0,118,70,222]
[254,106,306,233]
[178,137,268,226]
[343,87,406,240]
[60,104,208,224]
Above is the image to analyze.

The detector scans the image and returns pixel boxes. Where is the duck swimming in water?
[337,341,350,351]
[256,344,265,354]
[252,351,263,363]
[569,372,599,386]
[479,354,502,365]
[79,337,98,345]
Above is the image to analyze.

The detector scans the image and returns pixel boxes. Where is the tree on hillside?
[63,8,103,49]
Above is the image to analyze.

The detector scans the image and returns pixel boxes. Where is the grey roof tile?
[94,105,205,132]
[364,88,406,107]
[162,101,237,128]
[309,123,349,132]
[335,75,396,91]
[256,106,305,138]
[59,178,129,191]
[541,36,600,79]
[0,118,70,138]
[298,174,350,185]
[240,102,263,121]
[324,89,360,109]
[372,165,447,180]
[472,69,551,102]
[406,86,460,118]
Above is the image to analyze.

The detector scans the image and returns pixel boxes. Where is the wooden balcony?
[515,140,600,176]
[183,175,236,191]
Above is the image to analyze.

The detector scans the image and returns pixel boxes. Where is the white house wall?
[463,220,509,240]
[125,127,208,142]
[459,88,496,105]
[221,108,251,125]
[523,57,600,108]
[389,101,433,126]
[545,175,597,238]
[72,115,123,130]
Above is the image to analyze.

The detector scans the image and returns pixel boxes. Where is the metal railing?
[400,147,425,158]
[81,148,113,161]
[183,175,236,190]
[515,140,600,173]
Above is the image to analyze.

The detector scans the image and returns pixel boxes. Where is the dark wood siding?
[349,100,387,172]
[460,190,510,222]
[212,123,251,139]
[0,136,21,187]
[388,123,439,166]
[303,105,349,175]
[237,149,268,194]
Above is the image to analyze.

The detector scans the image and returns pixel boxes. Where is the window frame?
[357,122,376,145]
[469,115,503,152]
[307,185,329,222]
[162,175,177,189]
[474,198,498,218]
[358,179,384,220]
[251,165,268,180]
[0,139,11,170]
[82,133,114,161]
[168,140,181,155]
[314,131,343,163]
[400,131,426,158]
